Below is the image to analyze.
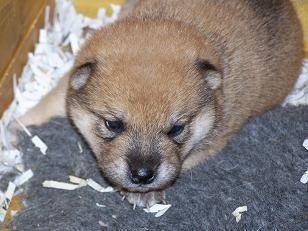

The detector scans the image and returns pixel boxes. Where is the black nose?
[130,167,155,185]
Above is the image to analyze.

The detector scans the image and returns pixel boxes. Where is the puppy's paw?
[122,191,166,208]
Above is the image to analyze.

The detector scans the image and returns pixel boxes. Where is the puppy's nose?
[130,167,155,185]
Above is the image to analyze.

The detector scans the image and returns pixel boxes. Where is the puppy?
[17,0,303,207]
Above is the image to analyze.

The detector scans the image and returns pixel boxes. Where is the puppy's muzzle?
[127,151,160,185]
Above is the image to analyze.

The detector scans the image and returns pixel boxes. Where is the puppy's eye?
[168,125,185,137]
[105,120,124,133]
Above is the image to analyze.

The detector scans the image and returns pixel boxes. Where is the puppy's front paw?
[122,191,166,208]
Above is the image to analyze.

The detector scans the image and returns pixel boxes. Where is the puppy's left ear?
[195,59,222,90]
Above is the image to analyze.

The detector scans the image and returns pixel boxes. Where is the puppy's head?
[67,20,221,192]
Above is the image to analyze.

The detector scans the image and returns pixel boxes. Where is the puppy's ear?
[70,62,95,90]
[195,59,222,90]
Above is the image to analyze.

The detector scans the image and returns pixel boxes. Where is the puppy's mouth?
[121,185,162,193]
[120,177,178,193]
[118,179,178,193]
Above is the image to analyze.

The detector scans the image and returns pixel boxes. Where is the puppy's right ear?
[195,59,222,90]
[70,62,95,90]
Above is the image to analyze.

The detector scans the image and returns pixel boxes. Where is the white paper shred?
[0,149,23,174]
[98,220,108,227]
[143,204,172,217]
[77,142,83,153]
[69,33,80,55]
[42,180,84,190]
[42,176,115,193]
[31,136,48,155]
[14,164,25,173]
[86,179,115,193]
[14,117,32,137]
[300,170,308,184]
[303,139,308,151]
[284,60,308,106]
[0,182,16,222]
[69,175,88,187]
[0,0,305,220]
[301,139,308,184]
[39,29,48,43]
[14,117,48,155]
[232,206,248,223]
[96,203,106,208]
[13,169,34,186]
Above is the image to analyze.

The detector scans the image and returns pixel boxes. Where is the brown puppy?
[18,0,303,207]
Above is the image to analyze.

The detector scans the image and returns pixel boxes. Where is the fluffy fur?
[18,0,303,207]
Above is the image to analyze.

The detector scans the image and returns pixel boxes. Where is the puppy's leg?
[18,73,69,126]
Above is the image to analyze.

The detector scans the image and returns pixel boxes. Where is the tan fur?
[18,73,69,126]
[17,0,303,207]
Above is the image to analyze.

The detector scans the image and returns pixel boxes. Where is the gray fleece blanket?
[8,106,308,230]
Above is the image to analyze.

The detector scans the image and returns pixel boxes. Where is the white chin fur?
[69,107,101,153]
[183,107,215,156]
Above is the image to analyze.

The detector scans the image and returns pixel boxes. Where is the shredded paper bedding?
[0,0,307,225]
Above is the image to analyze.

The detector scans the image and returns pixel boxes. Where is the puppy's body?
[18,0,303,206]
[118,0,303,167]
